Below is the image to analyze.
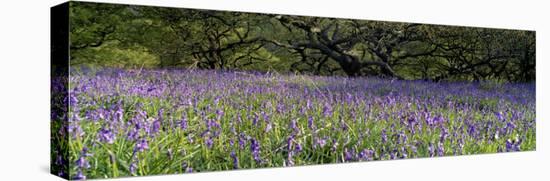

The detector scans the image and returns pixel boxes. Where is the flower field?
[52,68,535,179]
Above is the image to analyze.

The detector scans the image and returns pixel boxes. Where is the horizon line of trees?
[69,2,536,82]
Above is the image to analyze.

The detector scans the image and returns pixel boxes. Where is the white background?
[0,0,548,180]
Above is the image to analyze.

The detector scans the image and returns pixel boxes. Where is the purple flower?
[231,151,239,169]
[406,115,417,126]
[151,118,161,136]
[74,147,91,180]
[238,134,247,149]
[439,127,448,142]
[295,142,303,153]
[98,128,115,144]
[134,139,149,152]
[306,99,312,110]
[73,170,86,180]
[129,161,138,175]
[180,116,188,130]
[428,142,435,157]
[505,138,521,152]
[437,142,445,156]
[182,162,193,173]
[276,103,285,114]
[252,114,259,125]
[358,149,374,161]
[344,148,355,162]
[75,155,90,169]
[397,131,407,144]
[68,123,85,139]
[307,116,314,130]
[505,121,516,134]
[331,139,339,152]
[114,105,124,122]
[323,103,332,117]
[286,135,295,151]
[389,149,397,159]
[216,109,224,120]
[250,138,261,164]
[126,126,139,141]
[495,111,506,122]
[381,129,388,143]
[75,147,91,168]
[205,136,214,148]
[467,124,477,137]
[411,144,418,157]
[400,146,408,159]
[290,119,300,133]
[316,137,327,148]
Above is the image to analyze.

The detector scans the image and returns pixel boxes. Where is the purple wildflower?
[126,126,139,141]
[180,115,188,130]
[495,111,506,122]
[467,124,476,137]
[389,149,397,159]
[231,151,239,169]
[437,142,445,156]
[216,109,224,120]
[358,149,374,161]
[307,116,315,130]
[381,129,388,143]
[134,139,149,152]
[250,138,261,164]
[316,137,327,148]
[129,161,138,175]
[505,138,521,152]
[238,133,247,149]
[323,103,332,117]
[428,142,435,157]
[74,147,91,180]
[181,162,194,173]
[76,147,92,167]
[400,146,408,159]
[205,136,214,148]
[344,148,355,162]
[397,131,407,144]
[73,170,86,180]
[151,118,161,135]
[98,128,115,144]
[439,127,448,142]
[290,119,300,133]
[295,142,303,152]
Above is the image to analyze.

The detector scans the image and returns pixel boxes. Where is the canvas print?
[51,1,536,180]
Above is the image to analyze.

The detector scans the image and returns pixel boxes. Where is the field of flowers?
[52,68,535,179]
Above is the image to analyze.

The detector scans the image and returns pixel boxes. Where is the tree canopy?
[68,2,535,82]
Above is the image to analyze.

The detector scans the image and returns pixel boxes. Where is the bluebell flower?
[231,151,239,169]
[205,136,214,148]
[381,129,388,143]
[308,116,314,130]
[437,142,445,156]
[134,139,149,152]
[428,142,435,157]
[180,116,188,130]
[250,138,261,164]
[98,128,115,144]
[73,170,86,180]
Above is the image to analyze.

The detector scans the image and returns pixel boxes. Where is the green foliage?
[71,42,159,68]
[67,2,535,82]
